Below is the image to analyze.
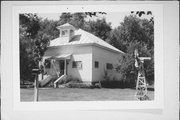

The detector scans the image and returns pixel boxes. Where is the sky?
[37,12,152,28]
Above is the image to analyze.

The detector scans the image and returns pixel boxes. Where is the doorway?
[59,60,65,76]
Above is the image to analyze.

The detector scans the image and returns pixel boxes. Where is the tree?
[19,13,40,83]
[58,12,107,30]
[20,14,40,39]
[38,18,59,40]
[58,12,87,29]
[107,27,127,52]
[109,15,154,85]
[71,13,87,29]
[58,13,72,25]
[85,18,112,41]
[108,15,154,51]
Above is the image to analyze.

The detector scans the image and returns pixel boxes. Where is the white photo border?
[12,4,164,111]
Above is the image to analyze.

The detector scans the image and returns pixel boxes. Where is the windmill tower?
[134,49,151,100]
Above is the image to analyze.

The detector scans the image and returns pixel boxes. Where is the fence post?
[33,69,40,102]
[34,74,39,101]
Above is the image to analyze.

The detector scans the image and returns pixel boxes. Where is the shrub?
[101,69,136,88]
[66,83,92,88]
[100,80,134,88]
[103,69,110,81]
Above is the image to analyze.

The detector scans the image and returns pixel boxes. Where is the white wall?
[92,46,123,83]
[68,53,92,82]
[65,45,92,82]
[44,45,123,83]
[44,45,93,82]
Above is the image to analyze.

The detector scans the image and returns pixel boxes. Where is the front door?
[59,60,65,76]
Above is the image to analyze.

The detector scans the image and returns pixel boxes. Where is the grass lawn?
[21,88,154,101]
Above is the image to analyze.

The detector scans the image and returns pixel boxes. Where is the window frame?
[61,30,68,36]
[94,61,99,68]
[70,29,74,36]
[44,59,51,69]
[106,63,113,70]
[72,61,82,69]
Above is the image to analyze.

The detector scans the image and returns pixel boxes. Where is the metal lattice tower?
[134,49,151,101]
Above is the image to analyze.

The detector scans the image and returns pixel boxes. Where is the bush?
[115,43,154,86]
[57,75,95,88]
[66,83,92,88]
[101,69,136,88]
[100,80,134,88]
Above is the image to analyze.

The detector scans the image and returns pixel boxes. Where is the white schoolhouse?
[40,23,124,87]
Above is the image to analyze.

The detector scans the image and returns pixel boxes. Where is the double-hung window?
[72,61,82,69]
[106,63,113,70]
[95,61,99,68]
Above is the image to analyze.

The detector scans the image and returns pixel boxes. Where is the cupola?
[56,23,76,42]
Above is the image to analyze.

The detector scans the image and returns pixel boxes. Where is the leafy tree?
[31,18,59,81]
[108,15,154,51]
[85,18,112,41]
[57,12,107,30]
[20,14,55,84]
[107,27,127,52]
[58,13,72,25]
[38,18,59,40]
[20,14,40,39]
[58,12,87,29]
[109,15,154,85]
[71,13,87,29]
[19,13,40,83]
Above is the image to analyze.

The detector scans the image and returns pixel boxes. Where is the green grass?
[21,88,154,101]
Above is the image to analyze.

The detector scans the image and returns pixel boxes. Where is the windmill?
[134,49,151,100]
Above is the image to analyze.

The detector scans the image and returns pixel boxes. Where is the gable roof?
[50,27,124,54]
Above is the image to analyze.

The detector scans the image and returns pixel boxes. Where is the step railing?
[54,74,67,88]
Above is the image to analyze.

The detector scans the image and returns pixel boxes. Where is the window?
[72,61,82,69]
[44,59,51,68]
[61,30,68,36]
[70,29,74,36]
[106,63,113,70]
[95,61,99,68]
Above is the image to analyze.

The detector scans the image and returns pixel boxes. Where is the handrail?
[54,74,67,88]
